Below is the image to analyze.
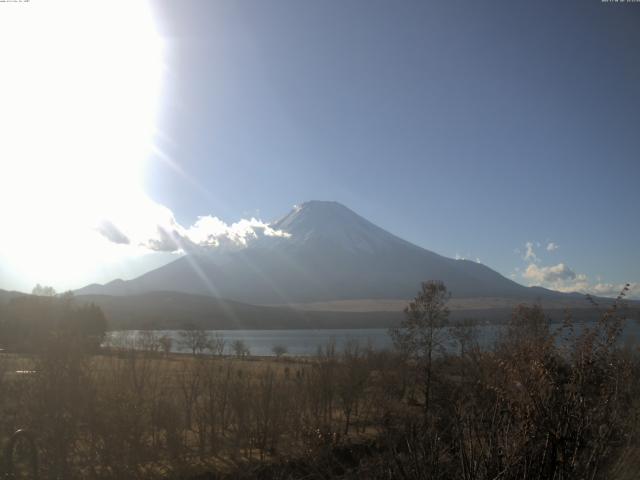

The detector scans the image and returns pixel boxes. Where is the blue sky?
[0,0,638,297]
[145,0,640,296]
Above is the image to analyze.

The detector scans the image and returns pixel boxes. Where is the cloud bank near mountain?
[95,199,290,254]
[523,263,577,283]
[517,241,639,299]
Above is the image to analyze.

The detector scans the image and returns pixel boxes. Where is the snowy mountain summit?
[77,201,561,304]
[270,201,411,254]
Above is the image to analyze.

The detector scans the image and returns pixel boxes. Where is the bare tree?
[32,284,57,297]
[449,318,478,357]
[231,339,250,359]
[337,340,369,434]
[103,330,137,354]
[390,280,450,416]
[158,335,173,357]
[137,330,160,354]
[208,332,226,356]
[272,344,288,359]
[179,327,211,356]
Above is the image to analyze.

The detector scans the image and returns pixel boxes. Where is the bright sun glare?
[0,1,164,286]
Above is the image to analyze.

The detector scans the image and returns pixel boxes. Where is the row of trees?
[0,293,107,352]
[107,329,290,359]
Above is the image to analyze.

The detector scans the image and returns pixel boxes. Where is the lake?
[107,328,395,356]
[107,319,640,356]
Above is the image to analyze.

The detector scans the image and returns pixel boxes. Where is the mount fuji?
[76,201,564,304]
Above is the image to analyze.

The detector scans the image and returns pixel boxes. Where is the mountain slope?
[76,201,563,303]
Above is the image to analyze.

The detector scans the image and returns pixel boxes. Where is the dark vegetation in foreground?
[0,283,639,479]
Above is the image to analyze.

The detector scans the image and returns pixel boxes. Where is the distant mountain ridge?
[2,287,635,331]
[76,201,568,304]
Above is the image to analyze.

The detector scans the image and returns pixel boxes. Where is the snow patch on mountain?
[270,201,418,254]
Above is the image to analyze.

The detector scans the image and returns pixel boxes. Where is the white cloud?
[523,263,576,283]
[98,203,292,255]
[542,274,590,294]
[145,226,193,253]
[524,241,538,262]
[590,282,640,299]
[96,220,130,245]
[185,216,290,250]
[522,261,589,294]
[546,242,559,251]
[517,241,617,296]
[520,258,639,300]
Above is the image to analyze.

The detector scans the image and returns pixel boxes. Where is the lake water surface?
[108,320,640,357]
